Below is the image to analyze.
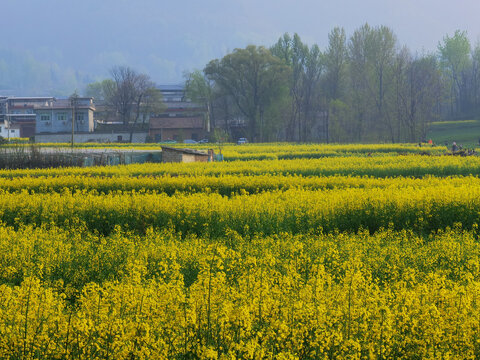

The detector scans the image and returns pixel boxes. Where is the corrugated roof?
[7,97,54,100]
[161,146,208,156]
[36,98,95,110]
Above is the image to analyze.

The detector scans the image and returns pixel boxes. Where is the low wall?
[34,132,148,143]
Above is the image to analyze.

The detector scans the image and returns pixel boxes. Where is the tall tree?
[348,24,375,140]
[324,27,347,101]
[348,24,398,141]
[323,27,348,143]
[438,30,471,117]
[371,25,398,141]
[205,45,290,142]
[271,33,306,141]
[108,66,142,127]
[84,79,115,102]
[89,66,164,142]
[471,43,480,114]
[271,33,324,142]
[300,44,324,142]
[84,79,117,121]
[184,69,215,132]
[395,49,441,141]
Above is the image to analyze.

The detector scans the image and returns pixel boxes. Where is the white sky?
[2,0,480,84]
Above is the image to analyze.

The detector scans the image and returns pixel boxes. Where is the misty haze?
[1,0,480,96]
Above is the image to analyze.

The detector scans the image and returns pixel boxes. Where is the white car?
[237,137,248,145]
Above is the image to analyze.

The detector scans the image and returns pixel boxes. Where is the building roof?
[161,146,208,156]
[149,117,204,129]
[7,97,54,100]
[35,98,95,111]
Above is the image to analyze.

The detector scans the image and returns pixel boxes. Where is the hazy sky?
[2,0,480,86]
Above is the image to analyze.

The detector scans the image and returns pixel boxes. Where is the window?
[57,113,66,121]
[40,115,50,121]
[10,130,14,133]
[76,113,84,121]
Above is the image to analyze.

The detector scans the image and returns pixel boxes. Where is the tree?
[184,69,215,132]
[471,42,480,113]
[271,33,304,141]
[394,49,441,141]
[271,33,324,142]
[103,66,164,142]
[300,44,324,142]
[348,24,376,140]
[324,27,347,101]
[438,30,471,117]
[84,79,115,101]
[348,24,398,141]
[205,45,290,142]
[84,79,117,122]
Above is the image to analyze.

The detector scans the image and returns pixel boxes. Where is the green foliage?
[324,27,347,101]
[184,69,215,131]
[84,79,115,101]
[438,30,471,77]
[438,30,473,117]
[205,45,291,142]
[271,33,325,142]
[184,69,213,105]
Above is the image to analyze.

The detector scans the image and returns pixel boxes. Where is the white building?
[0,123,20,138]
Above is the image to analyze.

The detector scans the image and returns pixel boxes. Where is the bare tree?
[106,66,163,142]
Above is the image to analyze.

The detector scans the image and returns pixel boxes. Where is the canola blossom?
[0,144,479,359]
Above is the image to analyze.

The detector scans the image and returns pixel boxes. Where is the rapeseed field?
[0,144,479,359]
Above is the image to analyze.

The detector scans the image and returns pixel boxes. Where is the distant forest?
[0,49,94,97]
[185,25,480,143]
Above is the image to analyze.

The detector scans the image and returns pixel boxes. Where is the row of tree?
[186,25,479,143]
[84,25,480,143]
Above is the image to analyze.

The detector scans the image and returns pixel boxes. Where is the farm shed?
[161,146,212,163]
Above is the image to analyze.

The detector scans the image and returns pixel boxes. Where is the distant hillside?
[0,48,92,97]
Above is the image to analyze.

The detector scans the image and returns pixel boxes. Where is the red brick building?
[149,116,205,142]
[149,85,208,142]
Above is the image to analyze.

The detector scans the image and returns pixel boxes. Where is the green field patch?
[427,119,480,148]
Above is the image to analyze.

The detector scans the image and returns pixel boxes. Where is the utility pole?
[70,91,79,148]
